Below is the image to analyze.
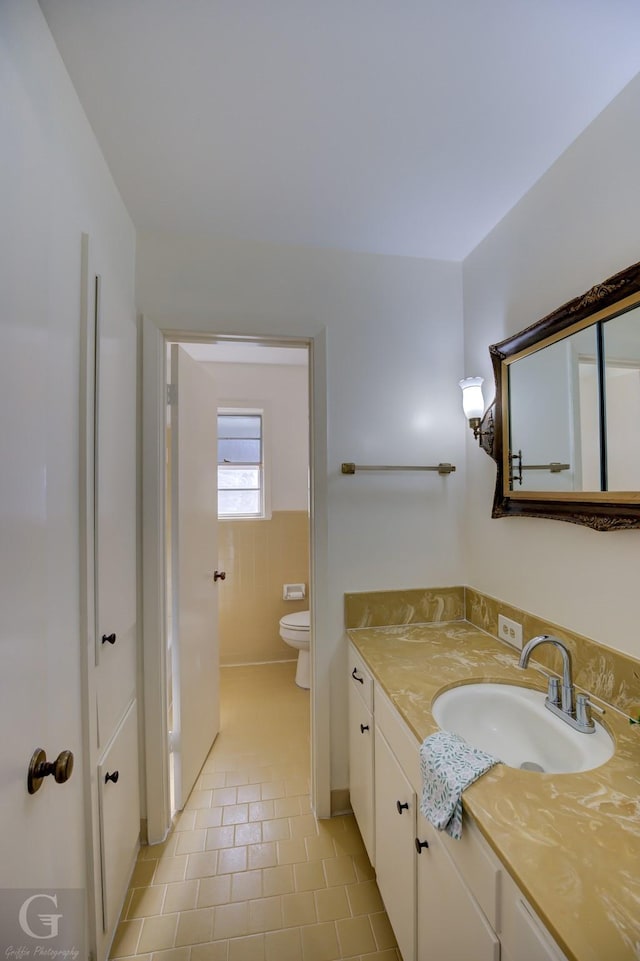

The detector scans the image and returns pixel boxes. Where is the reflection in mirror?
[603,305,640,490]
[508,327,599,492]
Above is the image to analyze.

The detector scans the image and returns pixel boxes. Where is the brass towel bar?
[341,462,456,475]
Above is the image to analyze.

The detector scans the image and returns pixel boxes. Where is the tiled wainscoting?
[110,662,399,961]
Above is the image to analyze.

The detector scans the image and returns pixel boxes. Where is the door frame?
[141,316,330,843]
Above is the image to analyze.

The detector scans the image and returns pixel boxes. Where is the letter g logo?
[18,894,62,939]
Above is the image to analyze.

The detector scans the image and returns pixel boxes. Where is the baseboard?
[221,658,297,668]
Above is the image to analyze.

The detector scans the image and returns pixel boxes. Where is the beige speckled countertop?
[347,621,640,961]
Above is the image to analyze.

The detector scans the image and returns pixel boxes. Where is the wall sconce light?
[459,376,495,457]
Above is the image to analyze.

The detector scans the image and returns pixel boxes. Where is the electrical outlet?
[498,614,523,650]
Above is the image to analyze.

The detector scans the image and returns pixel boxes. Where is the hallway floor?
[110,661,400,961]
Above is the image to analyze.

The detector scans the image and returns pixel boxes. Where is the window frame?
[217,406,270,520]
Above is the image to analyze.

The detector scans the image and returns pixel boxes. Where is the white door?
[170,345,220,809]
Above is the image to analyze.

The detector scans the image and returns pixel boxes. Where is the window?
[217,412,264,517]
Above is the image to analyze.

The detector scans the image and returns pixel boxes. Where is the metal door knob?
[415,837,429,853]
[104,770,119,784]
[396,800,409,814]
[28,748,74,794]
[213,570,226,582]
[102,632,117,645]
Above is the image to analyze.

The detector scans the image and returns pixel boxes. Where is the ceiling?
[39,0,640,261]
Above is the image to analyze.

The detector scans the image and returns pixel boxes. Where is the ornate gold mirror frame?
[489,259,640,530]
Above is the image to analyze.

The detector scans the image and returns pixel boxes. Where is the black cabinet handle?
[351,668,364,684]
[396,800,409,814]
[105,770,119,784]
[102,633,117,645]
[415,837,429,853]
[360,723,369,733]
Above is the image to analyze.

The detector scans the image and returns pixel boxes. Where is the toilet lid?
[280,610,310,630]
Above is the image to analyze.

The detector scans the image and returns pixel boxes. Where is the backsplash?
[345,586,640,720]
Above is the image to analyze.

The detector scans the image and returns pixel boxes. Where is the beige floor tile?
[131,860,158,887]
[149,947,190,961]
[218,845,248,874]
[261,780,286,800]
[231,869,262,902]
[262,818,291,842]
[205,825,236,850]
[249,800,275,822]
[175,829,207,856]
[369,912,397,951]
[294,860,326,893]
[323,856,357,888]
[345,881,384,917]
[198,874,232,908]
[127,885,166,919]
[247,842,277,869]
[262,864,295,897]
[198,772,227,790]
[138,914,179,953]
[222,803,249,825]
[185,851,219,880]
[237,783,262,803]
[174,907,214,946]
[277,837,308,865]
[213,901,250,940]
[264,926,302,961]
[234,821,262,845]
[173,810,197,832]
[191,942,229,961]
[360,951,402,961]
[110,918,143,958]
[281,891,317,928]
[227,934,265,961]
[213,787,238,806]
[285,776,311,796]
[274,796,301,818]
[194,807,223,830]
[314,886,351,923]
[336,916,377,957]
[153,855,188,885]
[306,834,337,861]
[300,921,341,961]
[162,880,198,914]
[290,813,319,839]
[225,771,250,787]
[185,790,213,810]
[140,835,177,860]
[248,895,284,933]
[353,855,376,882]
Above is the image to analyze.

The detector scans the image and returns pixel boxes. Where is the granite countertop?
[347,620,640,961]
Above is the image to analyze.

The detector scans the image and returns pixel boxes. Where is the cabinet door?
[348,681,374,864]
[501,873,569,961]
[374,727,416,961]
[98,701,140,933]
[416,814,499,961]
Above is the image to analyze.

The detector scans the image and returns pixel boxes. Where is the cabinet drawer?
[438,817,501,930]
[98,700,140,933]
[348,643,373,711]
[374,685,421,793]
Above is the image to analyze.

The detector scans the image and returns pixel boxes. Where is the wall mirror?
[489,259,640,530]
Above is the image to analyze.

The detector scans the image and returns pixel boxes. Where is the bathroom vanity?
[347,621,640,961]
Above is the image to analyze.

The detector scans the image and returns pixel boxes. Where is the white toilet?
[279,610,310,689]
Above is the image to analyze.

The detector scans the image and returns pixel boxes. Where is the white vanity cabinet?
[346,651,570,961]
[348,645,375,863]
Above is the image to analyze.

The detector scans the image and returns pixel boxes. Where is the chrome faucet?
[518,634,595,733]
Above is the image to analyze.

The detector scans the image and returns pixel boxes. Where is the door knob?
[213,570,226,582]
[396,800,409,814]
[28,748,74,794]
[105,770,119,784]
[102,632,117,645]
[415,837,429,853]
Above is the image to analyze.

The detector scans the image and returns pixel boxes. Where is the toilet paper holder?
[283,583,306,601]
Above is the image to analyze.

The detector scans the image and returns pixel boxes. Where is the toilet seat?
[279,610,310,633]
[279,610,310,688]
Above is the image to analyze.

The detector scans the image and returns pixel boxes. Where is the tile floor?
[110,661,400,961]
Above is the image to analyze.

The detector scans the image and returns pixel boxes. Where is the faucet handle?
[546,676,561,707]
[575,693,595,732]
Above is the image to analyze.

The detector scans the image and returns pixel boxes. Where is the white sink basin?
[431,683,614,773]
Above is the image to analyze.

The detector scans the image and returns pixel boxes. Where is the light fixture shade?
[459,377,485,420]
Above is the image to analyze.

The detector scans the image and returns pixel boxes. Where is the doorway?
[166,339,311,816]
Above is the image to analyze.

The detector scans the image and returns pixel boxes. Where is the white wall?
[137,235,465,789]
[208,361,309,511]
[0,0,136,889]
[463,72,640,659]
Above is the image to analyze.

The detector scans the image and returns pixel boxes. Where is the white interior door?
[170,345,220,810]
